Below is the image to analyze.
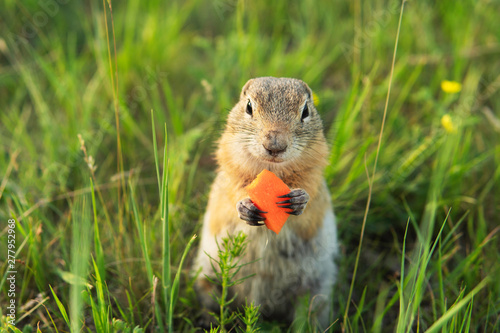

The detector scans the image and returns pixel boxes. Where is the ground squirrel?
[194,77,338,327]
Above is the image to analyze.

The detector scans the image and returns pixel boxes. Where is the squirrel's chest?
[234,220,337,304]
[242,227,319,277]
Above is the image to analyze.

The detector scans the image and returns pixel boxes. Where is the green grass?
[1,0,499,331]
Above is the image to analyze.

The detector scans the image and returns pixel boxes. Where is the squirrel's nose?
[263,131,288,156]
[264,145,287,157]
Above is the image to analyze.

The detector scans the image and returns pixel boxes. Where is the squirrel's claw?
[277,188,309,216]
[237,198,267,226]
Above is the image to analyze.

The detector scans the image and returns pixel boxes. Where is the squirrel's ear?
[241,79,254,98]
[300,81,313,100]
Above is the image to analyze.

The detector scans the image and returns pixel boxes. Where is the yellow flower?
[312,91,320,107]
[441,80,462,94]
[441,114,456,133]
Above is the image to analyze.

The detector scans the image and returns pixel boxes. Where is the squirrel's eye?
[246,100,253,116]
[301,103,309,121]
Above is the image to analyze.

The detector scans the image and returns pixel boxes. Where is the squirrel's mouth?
[261,155,286,164]
[265,158,284,164]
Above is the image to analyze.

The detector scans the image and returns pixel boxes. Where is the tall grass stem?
[343,0,407,328]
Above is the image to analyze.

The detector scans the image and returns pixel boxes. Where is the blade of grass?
[88,288,103,331]
[102,0,125,235]
[129,181,154,283]
[40,300,61,333]
[0,150,19,201]
[90,256,111,333]
[395,218,410,332]
[343,1,407,327]
[400,211,451,332]
[459,297,474,333]
[7,325,23,333]
[425,277,490,333]
[351,286,367,332]
[49,285,70,329]
[437,237,445,321]
[129,180,164,331]
[161,123,171,331]
[169,234,197,330]
[152,109,161,198]
[90,178,106,281]
[78,134,114,259]
[70,195,91,333]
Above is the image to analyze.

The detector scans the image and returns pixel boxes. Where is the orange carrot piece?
[246,169,291,234]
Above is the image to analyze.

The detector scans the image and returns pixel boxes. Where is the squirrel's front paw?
[237,198,267,226]
[277,188,310,216]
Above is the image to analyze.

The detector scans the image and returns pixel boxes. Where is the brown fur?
[194,77,338,328]
[209,77,329,239]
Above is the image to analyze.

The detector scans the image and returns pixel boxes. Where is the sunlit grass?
[1,0,499,332]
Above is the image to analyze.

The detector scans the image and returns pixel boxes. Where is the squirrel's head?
[224,77,326,168]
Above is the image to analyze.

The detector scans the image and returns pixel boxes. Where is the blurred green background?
[1,0,499,332]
